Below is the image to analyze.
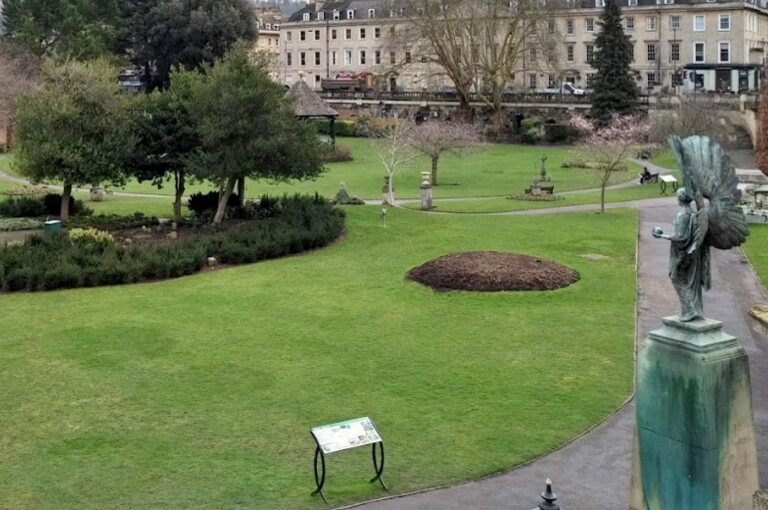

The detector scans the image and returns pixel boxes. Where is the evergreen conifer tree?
[591,0,638,125]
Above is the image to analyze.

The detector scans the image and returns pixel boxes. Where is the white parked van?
[534,83,586,96]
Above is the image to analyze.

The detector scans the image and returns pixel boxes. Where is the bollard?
[380,208,387,227]
[531,478,559,510]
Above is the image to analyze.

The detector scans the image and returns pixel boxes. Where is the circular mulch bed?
[406,251,580,292]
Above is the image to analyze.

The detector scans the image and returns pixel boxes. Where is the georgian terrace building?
[253,7,283,83]
[280,0,768,94]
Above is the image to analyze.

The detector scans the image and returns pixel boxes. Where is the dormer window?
[333,10,340,20]
[368,8,376,17]
[302,13,310,21]
[256,21,261,29]
[265,23,271,30]
[317,12,324,20]
[347,9,355,19]
[274,24,280,30]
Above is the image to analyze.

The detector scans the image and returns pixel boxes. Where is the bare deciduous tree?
[409,121,484,185]
[389,0,555,132]
[368,120,419,205]
[469,0,555,133]
[650,96,748,150]
[0,41,40,146]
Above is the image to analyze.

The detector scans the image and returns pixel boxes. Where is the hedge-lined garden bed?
[0,195,345,292]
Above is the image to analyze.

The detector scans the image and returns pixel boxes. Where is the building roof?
[286,0,768,22]
[286,78,339,118]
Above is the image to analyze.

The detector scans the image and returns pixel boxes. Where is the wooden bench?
[639,172,659,184]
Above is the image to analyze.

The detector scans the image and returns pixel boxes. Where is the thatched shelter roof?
[286,78,338,118]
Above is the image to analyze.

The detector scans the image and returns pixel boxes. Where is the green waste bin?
[43,220,61,234]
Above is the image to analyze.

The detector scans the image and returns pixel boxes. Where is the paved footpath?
[348,201,768,510]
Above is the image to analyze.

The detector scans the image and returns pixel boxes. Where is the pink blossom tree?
[409,121,484,186]
[570,114,650,214]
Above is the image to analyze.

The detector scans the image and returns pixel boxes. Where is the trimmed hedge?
[0,195,345,292]
[68,213,159,231]
[310,118,358,137]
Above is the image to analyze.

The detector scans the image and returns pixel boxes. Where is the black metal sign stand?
[310,418,388,504]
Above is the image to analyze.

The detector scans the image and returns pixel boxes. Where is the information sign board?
[311,417,382,454]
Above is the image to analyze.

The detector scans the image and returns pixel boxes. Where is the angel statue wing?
[668,135,748,251]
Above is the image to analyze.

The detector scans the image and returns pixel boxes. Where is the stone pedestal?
[630,316,758,510]
[420,181,433,211]
[90,185,105,202]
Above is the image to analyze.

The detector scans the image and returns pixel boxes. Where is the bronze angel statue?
[651,136,749,322]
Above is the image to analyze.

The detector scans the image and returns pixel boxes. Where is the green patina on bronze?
[652,136,748,321]
[634,136,756,509]
[635,318,750,509]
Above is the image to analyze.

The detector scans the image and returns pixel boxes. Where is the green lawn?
[77,193,180,218]
[406,174,680,213]
[0,180,17,193]
[650,151,677,170]
[1,140,638,201]
[743,224,768,288]
[0,206,637,509]
[0,179,179,218]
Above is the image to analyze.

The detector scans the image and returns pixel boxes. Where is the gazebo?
[286,77,339,147]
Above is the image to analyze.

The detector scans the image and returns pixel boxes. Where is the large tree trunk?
[457,96,472,122]
[237,176,245,206]
[213,176,237,225]
[431,156,439,186]
[491,85,504,136]
[60,183,72,222]
[174,170,186,221]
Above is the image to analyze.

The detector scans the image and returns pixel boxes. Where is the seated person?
[640,166,652,184]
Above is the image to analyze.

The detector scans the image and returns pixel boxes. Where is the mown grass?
[405,173,680,213]
[650,151,677,170]
[2,140,639,200]
[743,224,768,288]
[0,206,637,509]
[0,178,179,218]
[77,193,179,218]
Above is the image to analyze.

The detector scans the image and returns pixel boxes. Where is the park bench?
[524,185,555,195]
[639,172,659,184]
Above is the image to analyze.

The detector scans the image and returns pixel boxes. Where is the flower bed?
[0,195,345,292]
